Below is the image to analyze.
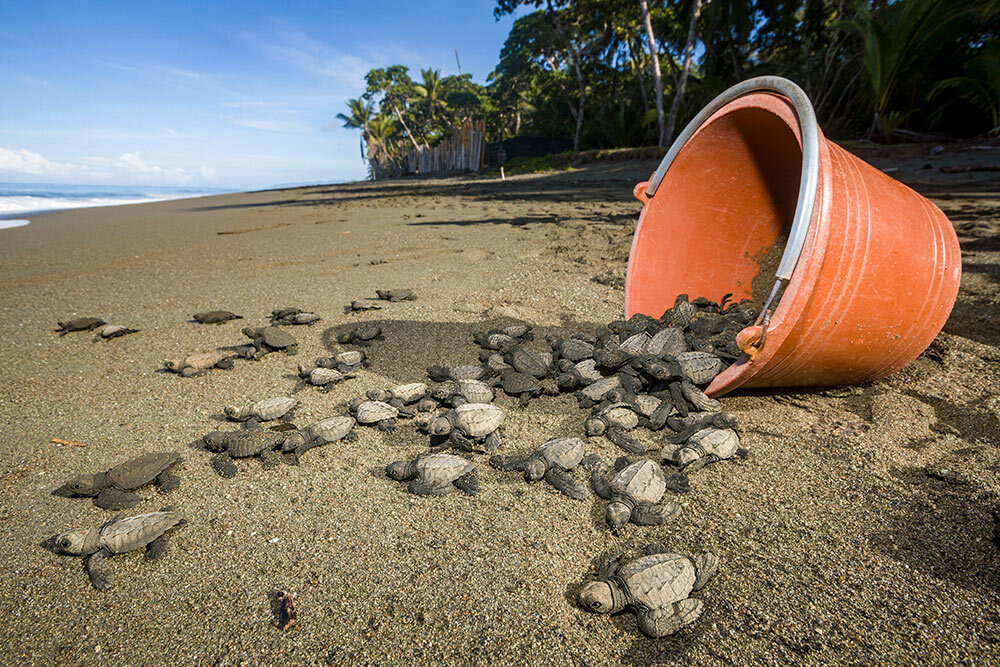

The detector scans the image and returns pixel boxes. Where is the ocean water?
[0,182,233,225]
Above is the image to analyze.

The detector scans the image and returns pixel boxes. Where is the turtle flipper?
[636,599,703,638]
[259,448,281,470]
[682,454,720,474]
[212,454,238,478]
[606,427,645,454]
[544,467,586,500]
[484,430,502,451]
[453,473,480,496]
[664,472,690,493]
[690,552,720,591]
[95,488,140,511]
[631,500,682,526]
[156,470,180,494]
[488,455,526,472]
[645,542,670,556]
[215,357,235,370]
[408,478,453,495]
[86,550,115,590]
[581,455,612,500]
[146,534,169,560]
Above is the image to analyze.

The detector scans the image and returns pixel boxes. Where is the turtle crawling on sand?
[93,324,139,341]
[577,543,718,638]
[225,396,297,423]
[583,456,681,529]
[270,308,321,325]
[490,437,587,500]
[348,399,411,432]
[163,351,236,376]
[375,289,417,302]
[202,429,285,477]
[345,299,383,313]
[56,317,106,336]
[422,403,504,451]
[295,367,356,392]
[662,428,742,473]
[336,324,384,346]
[367,382,428,409]
[41,507,186,590]
[53,452,183,510]
[386,453,479,496]
[241,326,298,358]
[192,310,242,324]
[281,416,357,462]
[315,350,366,373]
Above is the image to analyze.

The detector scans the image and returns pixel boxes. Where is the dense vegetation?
[338,0,1000,176]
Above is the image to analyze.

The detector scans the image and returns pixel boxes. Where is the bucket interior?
[626,103,804,318]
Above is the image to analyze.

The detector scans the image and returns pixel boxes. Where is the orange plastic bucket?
[625,77,961,397]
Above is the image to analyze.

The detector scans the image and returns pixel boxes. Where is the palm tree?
[366,114,400,178]
[335,98,373,161]
[409,68,450,135]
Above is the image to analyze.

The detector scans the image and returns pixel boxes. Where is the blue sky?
[0,1,521,189]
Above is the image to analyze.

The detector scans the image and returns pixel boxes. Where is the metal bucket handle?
[644,76,819,352]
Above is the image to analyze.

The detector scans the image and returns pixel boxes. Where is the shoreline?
[0,154,998,665]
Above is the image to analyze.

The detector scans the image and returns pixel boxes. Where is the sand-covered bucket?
[625,76,961,397]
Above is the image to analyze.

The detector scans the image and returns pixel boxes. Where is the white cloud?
[0,146,215,185]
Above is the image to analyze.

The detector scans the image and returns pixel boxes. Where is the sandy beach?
[1,146,999,665]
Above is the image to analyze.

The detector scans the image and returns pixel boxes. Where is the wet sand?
[0,144,998,665]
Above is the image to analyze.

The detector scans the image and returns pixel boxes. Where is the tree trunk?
[627,38,649,116]
[393,105,421,152]
[546,0,585,153]
[638,0,666,146]
[665,0,708,144]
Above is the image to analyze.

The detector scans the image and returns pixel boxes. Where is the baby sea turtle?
[498,324,533,341]
[386,453,479,496]
[225,396,297,423]
[547,336,596,362]
[577,543,719,638]
[425,403,504,451]
[499,370,544,407]
[583,456,681,529]
[676,351,725,385]
[345,299,383,313]
[281,416,357,462]
[41,507,186,591]
[202,429,285,477]
[474,330,516,352]
[375,289,417,302]
[348,399,411,432]
[315,350,366,373]
[557,359,604,390]
[93,325,139,341]
[295,367,355,392]
[242,326,298,358]
[163,351,236,377]
[489,437,587,500]
[427,379,495,407]
[503,347,553,378]
[367,382,428,409]
[426,364,486,382]
[585,402,647,454]
[53,452,183,510]
[662,428,741,473]
[645,327,686,358]
[192,310,242,324]
[662,411,739,444]
[270,308,321,325]
[337,324,384,346]
[57,317,106,336]
[575,375,623,409]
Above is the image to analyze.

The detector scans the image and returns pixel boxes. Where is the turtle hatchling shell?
[610,459,666,503]
[687,428,740,459]
[261,326,296,348]
[99,510,184,554]
[507,348,550,378]
[501,370,540,394]
[416,454,475,484]
[307,416,355,442]
[458,379,494,404]
[617,553,696,611]
[619,332,651,356]
[394,382,427,403]
[646,328,686,357]
[453,403,504,437]
[601,405,640,430]
[355,401,398,424]
[558,338,595,362]
[573,359,603,384]
[310,368,350,385]
[579,375,622,401]
[677,351,725,385]
[633,394,662,418]
[253,396,297,420]
[227,430,284,458]
[535,437,585,470]
[450,365,484,381]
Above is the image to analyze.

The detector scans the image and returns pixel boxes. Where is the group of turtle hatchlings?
[46,292,750,639]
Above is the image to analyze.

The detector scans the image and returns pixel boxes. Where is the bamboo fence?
[405,119,486,174]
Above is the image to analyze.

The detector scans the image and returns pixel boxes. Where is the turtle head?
[605,501,632,529]
[163,358,181,371]
[53,474,99,497]
[578,581,615,614]
[584,416,606,436]
[41,528,91,555]
[202,431,229,453]
[385,460,411,481]
[241,326,258,339]
[430,415,453,436]
[347,397,365,415]
[223,405,247,420]
[673,446,701,466]
[367,389,390,402]
[523,457,546,482]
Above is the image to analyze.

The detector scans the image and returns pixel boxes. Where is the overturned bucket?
[626,76,961,397]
